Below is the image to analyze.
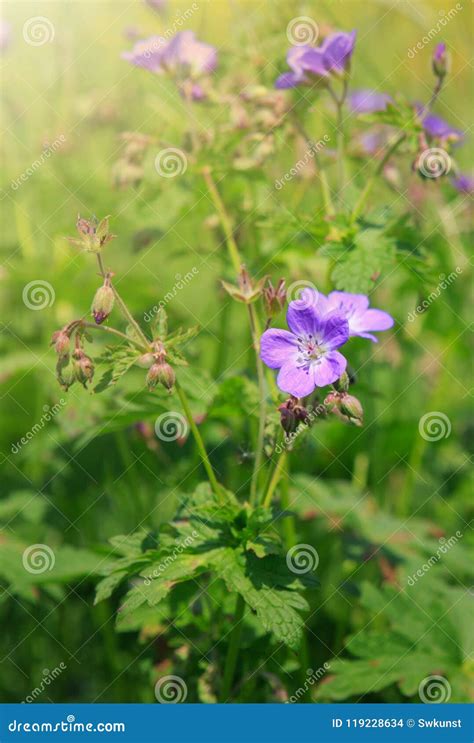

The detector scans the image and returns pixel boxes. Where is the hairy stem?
[220,594,246,702]
[350,132,406,224]
[175,380,222,501]
[262,450,287,509]
[247,303,266,504]
[80,322,148,352]
[202,167,242,275]
[291,117,335,217]
[328,79,348,207]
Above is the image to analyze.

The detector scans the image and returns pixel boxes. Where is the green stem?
[175,380,222,501]
[427,76,444,112]
[291,117,335,217]
[328,80,348,207]
[280,455,296,547]
[220,594,246,702]
[80,322,148,352]
[262,450,287,509]
[247,303,266,505]
[350,132,406,224]
[96,253,149,347]
[202,167,242,275]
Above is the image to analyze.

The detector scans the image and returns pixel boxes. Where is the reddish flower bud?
[72,349,94,387]
[137,353,155,368]
[432,43,449,79]
[91,283,114,324]
[278,396,309,435]
[325,391,363,427]
[146,361,175,391]
[263,279,286,320]
[51,329,70,358]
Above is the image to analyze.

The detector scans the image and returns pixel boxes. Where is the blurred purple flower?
[145,0,167,12]
[296,289,394,343]
[415,104,463,143]
[451,173,474,195]
[432,42,449,77]
[260,303,349,397]
[275,30,356,89]
[122,31,217,78]
[348,89,392,114]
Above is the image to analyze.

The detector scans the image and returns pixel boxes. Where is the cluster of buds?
[91,274,115,324]
[68,215,116,253]
[139,340,175,392]
[221,265,267,304]
[324,390,364,427]
[112,132,154,189]
[263,278,286,325]
[51,324,94,391]
[278,396,310,435]
[432,42,449,79]
[223,86,288,171]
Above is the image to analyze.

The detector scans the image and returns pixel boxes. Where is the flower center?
[296,333,327,368]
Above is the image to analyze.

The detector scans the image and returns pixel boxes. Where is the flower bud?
[263,279,286,320]
[146,361,175,391]
[221,265,268,304]
[432,43,449,78]
[278,396,309,435]
[339,394,364,427]
[91,283,114,324]
[68,215,116,253]
[136,353,155,368]
[72,349,94,387]
[51,329,70,358]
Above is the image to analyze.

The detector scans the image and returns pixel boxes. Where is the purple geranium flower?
[275,30,356,90]
[0,19,11,53]
[348,89,392,114]
[451,173,474,195]
[123,31,217,78]
[414,105,463,144]
[260,303,349,397]
[297,289,394,342]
